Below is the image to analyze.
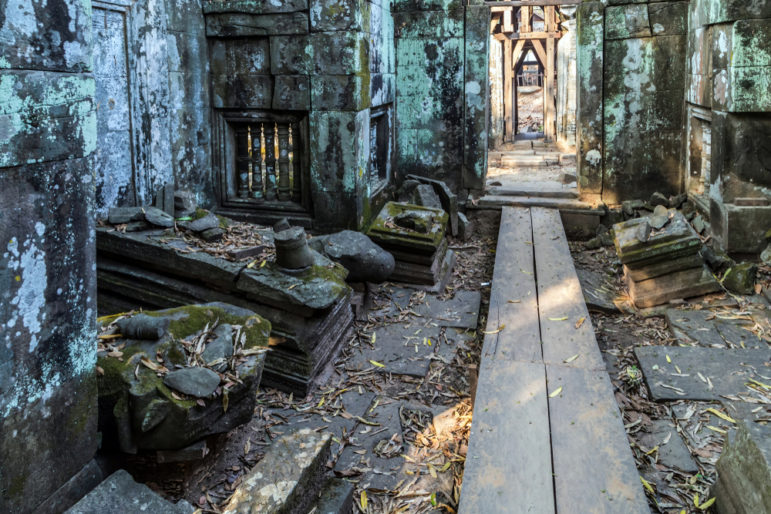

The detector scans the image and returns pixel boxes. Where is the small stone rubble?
[96,303,270,453]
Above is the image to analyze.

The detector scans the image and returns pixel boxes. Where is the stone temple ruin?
[1,1,770,513]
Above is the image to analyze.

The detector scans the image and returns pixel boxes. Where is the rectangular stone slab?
[625,253,705,282]
[634,346,771,401]
[626,265,721,308]
[613,211,702,266]
[546,365,650,514]
[413,290,481,329]
[222,430,331,514]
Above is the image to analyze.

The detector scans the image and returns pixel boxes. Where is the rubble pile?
[613,207,721,308]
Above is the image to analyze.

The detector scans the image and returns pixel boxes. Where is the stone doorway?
[486,3,578,198]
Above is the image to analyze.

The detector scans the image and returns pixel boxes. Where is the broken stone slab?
[406,174,459,237]
[715,320,766,349]
[97,303,270,452]
[201,227,225,242]
[649,192,669,207]
[65,470,195,514]
[188,212,220,232]
[335,398,405,491]
[310,230,395,283]
[222,429,331,514]
[715,419,771,514]
[201,323,235,371]
[163,367,221,398]
[626,265,721,308]
[613,211,702,267]
[347,323,442,377]
[108,206,145,225]
[457,212,473,241]
[155,184,175,217]
[701,245,734,272]
[637,420,698,473]
[576,268,621,314]
[634,346,770,401]
[665,308,730,347]
[412,184,444,210]
[144,206,175,228]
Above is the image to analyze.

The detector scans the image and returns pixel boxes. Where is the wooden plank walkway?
[459,207,649,514]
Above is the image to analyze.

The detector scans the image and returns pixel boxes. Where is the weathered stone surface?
[144,207,175,228]
[163,367,221,398]
[312,230,395,283]
[205,12,310,37]
[722,262,758,295]
[605,5,651,40]
[457,212,473,241]
[188,213,220,232]
[174,190,197,218]
[98,304,270,452]
[314,477,355,514]
[413,290,481,329]
[634,346,770,401]
[614,211,701,267]
[406,174,459,236]
[273,75,311,110]
[108,207,145,225]
[222,429,331,514]
[66,470,195,514]
[638,420,698,473]
[203,0,309,14]
[367,202,448,255]
[576,268,621,314]
[715,420,771,514]
[576,1,605,194]
[627,265,721,308]
[116,314,168,340]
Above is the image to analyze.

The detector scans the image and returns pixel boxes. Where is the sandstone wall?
[0,1,98,511]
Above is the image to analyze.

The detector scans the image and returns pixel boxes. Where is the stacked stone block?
[684,0,771,253]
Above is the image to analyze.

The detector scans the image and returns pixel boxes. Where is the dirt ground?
[516,87,543,134]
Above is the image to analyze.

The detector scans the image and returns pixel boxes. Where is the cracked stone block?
[715,420,771,514]
[222,429,331,514]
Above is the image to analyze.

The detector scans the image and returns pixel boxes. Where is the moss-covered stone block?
[311,74,370,111]
[97,303,270,452]
[269,35,312,75]
[311,31,369,75]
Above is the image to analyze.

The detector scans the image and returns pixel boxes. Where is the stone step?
[486,185,578,199]
[66,470,195,514]
[471,195,604,214]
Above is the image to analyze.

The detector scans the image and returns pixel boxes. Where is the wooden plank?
[481,207,542,363]
[531,207,605,371]
[545,35,555,141]
[503,38,514,141]
[503,8,513,33]
[530,39,547,70]
[520,6,531,32]
[546,365,651,514]
[459,361,555,514]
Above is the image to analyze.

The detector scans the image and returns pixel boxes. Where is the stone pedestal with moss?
[97,303,270,452]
